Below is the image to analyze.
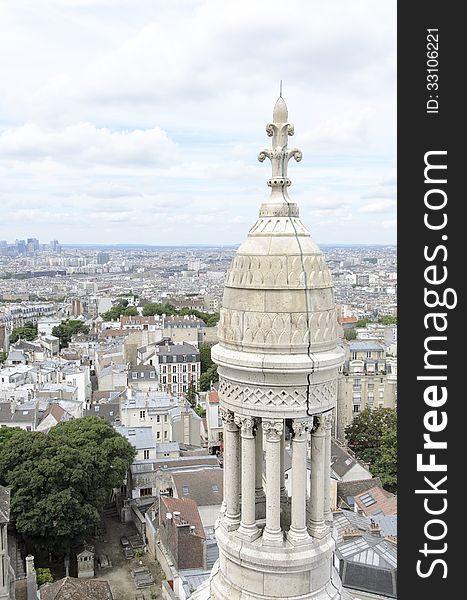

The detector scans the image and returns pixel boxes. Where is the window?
[183,385,187,392]
[192,364,196,371]
[164,431,168,439]
[212,484,219,492]
[366,351,372,358]
[353,405,360,413]
[182,486,189,495]
[150,372,155,379]
[157,432,160,439]
[132,372,137,379]
[140,410,146,419]
[162,356,167,363]
[143,450,150,460]
[351,352,357,360]
[162,366,167,373]
[182,365,187,372]
[140,487,152,497]
[183,355,187,362]
[353,379,361,389]
[173,376,177,383]
[156,415,160,423]
[162,376,167,384]
[140,372,144,378]
[164,415,168,423]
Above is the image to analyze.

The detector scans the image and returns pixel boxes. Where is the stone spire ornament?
[192,96,350,600]
[258,94,302,195]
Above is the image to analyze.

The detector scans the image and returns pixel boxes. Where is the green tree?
[142,302,176,317]
[186,382,197,408]
[10,321,38,343]
[378,315,397,325]
[355,318,370,328]
[102,300,139,321]
[345,408,397,491]
[199,365,218,391]
[36,568,54,586]
[52,320,89,349]
[343,328,357,341]
[0,351,7,363]
[0,417,136,553]
[200,346,214,373]
[372,424,397,493]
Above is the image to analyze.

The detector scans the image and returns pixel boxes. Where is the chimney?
[369,520,381,536]
[26,555,38,600]
[343,528,362,540]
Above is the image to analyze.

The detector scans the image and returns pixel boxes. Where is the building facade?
[336,341,397,441]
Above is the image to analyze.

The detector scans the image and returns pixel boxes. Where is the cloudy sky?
[0,0,396,246]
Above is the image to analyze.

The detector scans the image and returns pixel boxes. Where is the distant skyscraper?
[193,96,348,600]
[97,251,110,265]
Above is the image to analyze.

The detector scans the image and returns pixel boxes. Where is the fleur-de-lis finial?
[258,90,302,196]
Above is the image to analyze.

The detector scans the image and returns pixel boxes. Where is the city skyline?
[0,0,396,246]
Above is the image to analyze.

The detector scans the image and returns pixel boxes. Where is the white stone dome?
[212,97,344,420]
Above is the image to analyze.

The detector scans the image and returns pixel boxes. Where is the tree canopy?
[343,328,357,340]
[378,315,397,325]
[0,417,136,553]
[345,408,397,493]
[10,321,38,343]
[52,320,89,349]
[101,300,138,321]
[142,302,219,327]
[199,345,218,391]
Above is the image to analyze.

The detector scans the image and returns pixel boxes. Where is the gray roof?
[85,402,120,423]
[114,425,155,450]
[172,468,223,506]
[0,402,38,425]
[157,441,180,453]
[349,341,385,351]
[331,440,364,479]
[131,455,218,475]
[156,342,199,358]
[334,510,397,598]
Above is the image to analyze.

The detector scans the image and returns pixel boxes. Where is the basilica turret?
[199,95,347,600]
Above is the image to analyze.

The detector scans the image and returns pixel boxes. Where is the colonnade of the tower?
[219,408,333,546]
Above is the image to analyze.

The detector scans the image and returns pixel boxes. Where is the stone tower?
[203,95,348,600]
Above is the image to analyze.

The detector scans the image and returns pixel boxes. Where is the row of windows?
[139,411,168,422]
[161,364,197,374]
[160,354,198,363]
[161,374,196,384]
[131,371,156,379]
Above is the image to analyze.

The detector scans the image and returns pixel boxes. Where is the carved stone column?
[235,415,260,540]
[221,408,240,530]
[323,411,333,524]
[287,420,310,545]
[255,417,266,518]
[280,428,287,499]
[308,414,327,538]
[262,419,284,545]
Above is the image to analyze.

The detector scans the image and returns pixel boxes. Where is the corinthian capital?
[292,420,310,440]
[262,419,283,441]
[323,411,333,430]
[234,415,255,436]
[220,407,235,426]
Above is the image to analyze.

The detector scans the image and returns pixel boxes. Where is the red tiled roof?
[338,316,358,323]
[161,496,205,538]
[354,485,397,516]
[208,390,219,404]
[99,329,128,337]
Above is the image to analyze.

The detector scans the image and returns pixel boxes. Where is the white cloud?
[359,199,395,213]
[0,0,396,245]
